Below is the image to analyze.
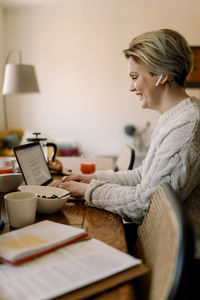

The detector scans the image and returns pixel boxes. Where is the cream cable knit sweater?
[85,97,200,259]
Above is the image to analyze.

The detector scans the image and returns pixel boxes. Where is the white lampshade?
[2,63,40,95]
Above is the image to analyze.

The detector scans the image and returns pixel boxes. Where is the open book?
[0,220,88,265]
[0,238,144,300]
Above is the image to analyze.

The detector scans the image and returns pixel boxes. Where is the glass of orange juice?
[0,166,13,174]
[0,159,14,174]
[80,154,96,174]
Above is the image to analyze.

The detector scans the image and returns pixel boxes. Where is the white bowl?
[18,185,70,214]
[0,173,23,192]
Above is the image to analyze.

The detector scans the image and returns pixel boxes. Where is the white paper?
[0,238,141,300]
[0,220,86,262]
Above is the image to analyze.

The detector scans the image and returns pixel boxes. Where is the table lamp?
[2,49,40,129]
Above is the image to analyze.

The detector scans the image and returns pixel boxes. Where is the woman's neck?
[158,82,190,114]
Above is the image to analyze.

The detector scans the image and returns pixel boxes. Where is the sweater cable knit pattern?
[85,97,200,258]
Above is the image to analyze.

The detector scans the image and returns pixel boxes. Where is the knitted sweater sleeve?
[94,165,142,185]
[85,98,200,224]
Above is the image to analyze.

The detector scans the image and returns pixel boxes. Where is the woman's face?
[128,57,162,111]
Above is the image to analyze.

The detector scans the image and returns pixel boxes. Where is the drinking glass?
[0,159,13,174]
[80,154,96,174]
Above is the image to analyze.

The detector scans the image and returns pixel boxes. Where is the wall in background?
[1,0,200,155]
[0,6,4,130]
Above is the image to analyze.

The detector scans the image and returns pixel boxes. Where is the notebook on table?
[14,142,59,186]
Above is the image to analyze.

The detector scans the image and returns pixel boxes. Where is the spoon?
[58,192,71,199]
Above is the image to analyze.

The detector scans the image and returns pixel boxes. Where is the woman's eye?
[131,76,137,80]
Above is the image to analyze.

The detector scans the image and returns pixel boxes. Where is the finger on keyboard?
[49,179,61,187]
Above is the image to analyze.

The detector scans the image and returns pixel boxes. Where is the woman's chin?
[140,101,147,109]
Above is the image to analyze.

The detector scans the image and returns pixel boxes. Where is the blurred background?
[0,0,199,157]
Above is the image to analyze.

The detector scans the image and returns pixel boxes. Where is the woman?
[59,29,200,259]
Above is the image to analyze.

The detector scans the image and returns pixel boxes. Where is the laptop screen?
[14,142,52,185]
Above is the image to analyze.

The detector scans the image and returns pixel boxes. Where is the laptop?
[14,142,56,186]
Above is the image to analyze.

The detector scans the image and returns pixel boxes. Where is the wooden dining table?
[0,156,148,300]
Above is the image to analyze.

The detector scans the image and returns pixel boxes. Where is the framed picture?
[186,46,200,88]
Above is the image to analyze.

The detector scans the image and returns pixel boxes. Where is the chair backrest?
[134,183,194,300]
[114,145,135,171]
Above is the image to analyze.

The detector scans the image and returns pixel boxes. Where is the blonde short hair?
[123,29,193,86]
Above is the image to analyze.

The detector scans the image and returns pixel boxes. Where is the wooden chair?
[134,183,195,300]
[114,145,135,171]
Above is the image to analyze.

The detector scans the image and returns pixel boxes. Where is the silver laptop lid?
[14,142,52,185]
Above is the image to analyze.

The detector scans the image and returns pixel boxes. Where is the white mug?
[4,191,37,228]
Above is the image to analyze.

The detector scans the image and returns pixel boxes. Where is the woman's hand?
[57,180,88,198]
[61,173,96,184]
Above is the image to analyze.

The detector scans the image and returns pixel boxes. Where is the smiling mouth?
[136,93,143,100]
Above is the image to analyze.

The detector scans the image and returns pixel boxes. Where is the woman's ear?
[162,74,169,84]
[155,74,169,86]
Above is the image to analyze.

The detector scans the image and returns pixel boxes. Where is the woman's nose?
[130,81,136,92]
